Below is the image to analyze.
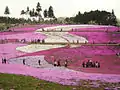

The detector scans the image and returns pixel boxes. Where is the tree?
[65,17,70,22]
[36,2,42,12]
[36,2,42,20]
[29,10,33,17]
[29,8,37,21]
[4,6,10,16]
[21,10,26,15]
[20,10,26,19]
[25,6,30,20]
[32,8,35,16]
[26,6,30,13]
[34,12,38,17]
[4,6,10,23]
[112,9,114,15]
[43,9,48,18]
[29,8,35,17]
[48,6,55,18]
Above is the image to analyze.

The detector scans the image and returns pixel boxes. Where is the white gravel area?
[8,56,73,71]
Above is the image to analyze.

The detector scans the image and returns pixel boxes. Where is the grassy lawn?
[0,73,106,90]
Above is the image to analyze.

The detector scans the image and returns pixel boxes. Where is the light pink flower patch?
[0,63,120,85]
[1,32,46,42]
[0,43,27,63]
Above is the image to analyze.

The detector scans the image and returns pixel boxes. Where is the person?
[38,60,41,65]
[86,60,90,67]
[86,61,88,68]
[85,41,87,44]
[64,60,68,67]
[37,39,40,43]
[89,60,93,67]
[23,59,25,65]
[95,61,98,68]
[21,39,25,43]
[4,58,7,64]
[98,62,100,68]
[116,52,120,56]
[92,61,96,67]
[42,28,44,31]
[54,60,57,66]
[82,62,85,68]
[42,39,45,43]
[57,60,61,66]
[61,28,62,32]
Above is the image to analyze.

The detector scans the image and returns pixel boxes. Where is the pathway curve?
[16,31,87,53]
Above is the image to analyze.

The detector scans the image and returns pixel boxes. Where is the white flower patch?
[36,32,88,48]
[63,33,88,43]
[36,32,68,43]
[16,44,65,53]
[17,25,90,53]
[36,32,87,44]
[45,36,68,43]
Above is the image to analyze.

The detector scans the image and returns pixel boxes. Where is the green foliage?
[43,9,48,18]
[19,2,56,22]
[36,2,42,12]
[36,2,42,20]
[0,73,106,90]
[29,8,36,17]
[48,6,55,18]
[116,19,120,26]
[73,10,117,25]
[4,6,10,15]
[34,12,38,17]
[21,10,26,15]
[65,17,74,24]
[26,6,30,13]
[0,16,30,24]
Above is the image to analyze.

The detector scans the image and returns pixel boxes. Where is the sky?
[0,0,119,19]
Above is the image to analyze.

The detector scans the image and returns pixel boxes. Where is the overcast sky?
[0,0,119,19]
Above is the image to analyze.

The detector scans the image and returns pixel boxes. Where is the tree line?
[66,10,117,25]
[2,3,118,26]
[20,2,55,20]
[4,2,55,21]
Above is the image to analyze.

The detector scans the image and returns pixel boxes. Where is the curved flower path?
[16,27,88,52]
[0,24,120,86]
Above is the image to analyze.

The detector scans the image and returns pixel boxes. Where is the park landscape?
[0,24,120,90]
[0,1,120,90]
